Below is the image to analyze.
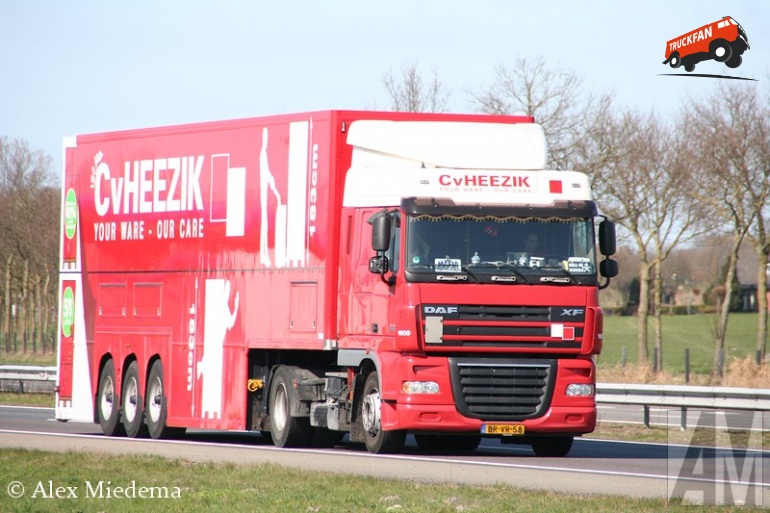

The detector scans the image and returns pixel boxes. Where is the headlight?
[565,383,595,397]
[402,381,440,394]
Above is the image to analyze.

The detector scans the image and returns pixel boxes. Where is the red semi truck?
[55,110,618,456]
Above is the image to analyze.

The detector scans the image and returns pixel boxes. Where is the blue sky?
[1,1,767,175]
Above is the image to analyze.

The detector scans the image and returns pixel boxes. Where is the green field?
[0,449,758,513]
[599,312,765,377]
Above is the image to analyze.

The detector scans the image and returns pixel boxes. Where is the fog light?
[566,383,594,397]
[402,381,440,394]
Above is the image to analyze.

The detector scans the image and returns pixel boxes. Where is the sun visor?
[347,120,547,170]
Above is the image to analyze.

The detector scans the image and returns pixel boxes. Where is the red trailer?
[55,110,617,455]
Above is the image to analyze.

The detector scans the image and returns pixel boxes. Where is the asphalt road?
[1,405,768,504]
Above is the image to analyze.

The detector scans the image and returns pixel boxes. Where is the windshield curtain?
[405,214,597,282]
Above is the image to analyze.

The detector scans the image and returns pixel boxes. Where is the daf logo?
[423,306,458,315]
[561,308,585,317]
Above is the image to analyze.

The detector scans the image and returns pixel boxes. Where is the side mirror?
[370,214,391,252]
[599,220,616,256]
[369,255,390,275]
[600,259,618,279]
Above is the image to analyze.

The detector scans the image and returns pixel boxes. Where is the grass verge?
[0,449,758,512]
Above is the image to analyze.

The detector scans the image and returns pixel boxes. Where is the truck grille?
[422,304,584,349]
[449,358,555,420]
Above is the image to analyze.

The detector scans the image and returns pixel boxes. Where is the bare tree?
[683,83,768,377]
[468,57,613,170]
[0,136,57,353]
[585,110,707,367]
[381,61,450,113]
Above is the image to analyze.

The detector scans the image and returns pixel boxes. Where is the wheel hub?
[361,390,381,436]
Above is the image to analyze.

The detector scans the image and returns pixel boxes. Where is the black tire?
[121,361,148,438]
[360,371,406,454]
[97,359,124,436]
[667,52,681,69]
[725,55,742,69]
[531,436,574,457]
[684,61,695,73]
[710,39,732,62]
[415,434,481,452]
[269,366,312,447]
[146,360,185,439]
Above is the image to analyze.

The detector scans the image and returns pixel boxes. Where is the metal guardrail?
[596,382,770,429]
[0,365,57,394]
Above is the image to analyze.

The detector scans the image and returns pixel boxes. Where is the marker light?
[566,383,595,397]
[402,381,440,394]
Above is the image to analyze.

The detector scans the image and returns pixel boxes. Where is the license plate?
[481,424,525,436]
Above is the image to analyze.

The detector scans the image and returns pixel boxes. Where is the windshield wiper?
[539,267,579,284]
[467,261,531,284]
[460,265,483,283]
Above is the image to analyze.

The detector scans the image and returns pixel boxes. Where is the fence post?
[621,346,627,368]
[684,348,690,384]
[652,347,658,373]
[718,349,725,378]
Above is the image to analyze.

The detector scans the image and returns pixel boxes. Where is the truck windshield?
[404,214,597,284]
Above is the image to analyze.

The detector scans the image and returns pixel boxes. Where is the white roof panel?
[347,120,547,170]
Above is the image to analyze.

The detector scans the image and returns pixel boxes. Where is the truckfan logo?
[661,16,751,78]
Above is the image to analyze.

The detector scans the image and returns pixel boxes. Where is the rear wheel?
[122,361,148,438]
[667,52,681,68]
[531,436,574,457]
[725,55,742,68]
[360,371,405,454]
[146,360,185,439]
[97,359,124,436]
[269,366,312,447]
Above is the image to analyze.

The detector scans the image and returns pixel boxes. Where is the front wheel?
[360,371,405,454]
[122,361,148,438]
[146,360,185,439]
[97,359,124,436]
[725,55,742,68]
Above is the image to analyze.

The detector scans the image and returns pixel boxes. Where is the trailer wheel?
[269,366,312,447]
[97,359,124,436]
[531,435,573,457]
[146,360,185,439]
[360,371,405,454]
[121,361,148,438]
[415,434,481,452]
[710,39,732,62]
